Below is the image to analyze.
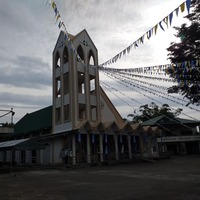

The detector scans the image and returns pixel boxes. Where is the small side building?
[0,106,52,165]
[0,126,14,142]
[142,115,200,156]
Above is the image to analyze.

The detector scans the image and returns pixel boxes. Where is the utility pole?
[11,108,14,125]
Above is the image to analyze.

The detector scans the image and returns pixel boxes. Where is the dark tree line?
[128,102,182,123]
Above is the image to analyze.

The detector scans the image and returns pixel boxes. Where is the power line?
[101,81,194,136]
[101,70,197,120]
[107,70,200,113]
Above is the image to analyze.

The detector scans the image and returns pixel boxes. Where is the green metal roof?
[142,115,200,126]
[176,117,200,124]
[14,106,52,136]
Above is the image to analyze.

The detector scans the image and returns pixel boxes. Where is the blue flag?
[105,134,108,143]
[186,0,191,14]
[120,135,123,143]
[105,145,108,154]
[159,21,165,31]
[132,136,135,143]
[92,133,95,143]
[78,133,81,143]
[169,12,173,26]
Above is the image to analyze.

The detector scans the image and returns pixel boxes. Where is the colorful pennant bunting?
[99,0,191,67]
[48,0,84,64]
[47,1,192,70]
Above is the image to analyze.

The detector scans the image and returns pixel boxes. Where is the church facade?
[49,29,148,165]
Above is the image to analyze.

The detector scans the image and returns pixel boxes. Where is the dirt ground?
[1,156,200,200]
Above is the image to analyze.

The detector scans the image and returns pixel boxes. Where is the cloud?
[0,92,51,107]
[0,92,51,123]
[0,56,51,89]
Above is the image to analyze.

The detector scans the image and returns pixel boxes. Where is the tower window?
[55,52,61,68]
[64,105,70,121]
[63,47,69,64]
[63,73,69,94]
[77,45,84,62]
[90,75,95,93]
[78,72,85,94]
[55,107,61,123]
[79,104,86,120]
[88,50,95,65]
[55,77,61,98]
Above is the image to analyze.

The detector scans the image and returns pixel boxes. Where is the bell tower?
[52,30,101,134]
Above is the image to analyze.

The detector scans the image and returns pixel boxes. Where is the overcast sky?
[0,0,199,123]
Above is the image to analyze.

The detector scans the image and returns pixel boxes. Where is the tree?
[166,0,200,105]
[0,122,14,128]
[127,102,182,123]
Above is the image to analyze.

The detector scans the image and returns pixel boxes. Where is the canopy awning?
[0,138,46,150]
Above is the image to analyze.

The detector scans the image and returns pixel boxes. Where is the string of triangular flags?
[166,59,200,85]
[99,0,191,67]
[103,69,200,112]
[105,71,184,106]
[102,80,198,132]
[101,73,196,120]
[105,64,172,75]
[47,0,191,68]
[100,58,200,78]
[102,70,199,119]
[46,0,84,63]
[101,67,174,82]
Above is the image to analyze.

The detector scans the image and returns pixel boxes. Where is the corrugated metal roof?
[176,117,200,124]
[141,115,165,126]
[0,138,29,148]
[0,138,45,150]
[142,115,200,126]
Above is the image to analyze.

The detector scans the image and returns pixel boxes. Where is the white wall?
[6,151,11,162]
[42,142,51,164]
[53,137,63,164]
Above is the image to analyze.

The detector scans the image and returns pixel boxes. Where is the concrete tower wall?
[52,30,101,134]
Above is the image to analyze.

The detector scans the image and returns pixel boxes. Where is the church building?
[50,29,143,165]
[0,30,160,166]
